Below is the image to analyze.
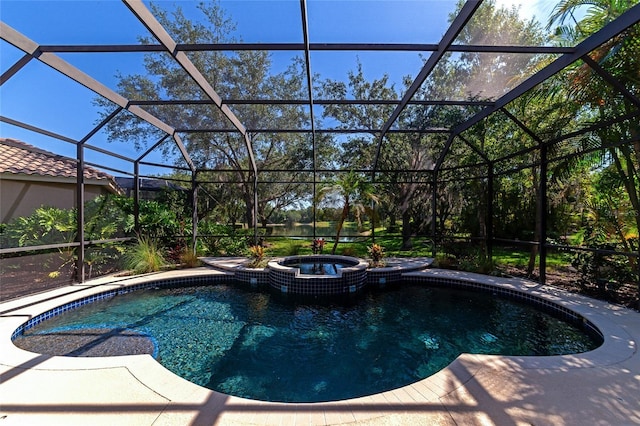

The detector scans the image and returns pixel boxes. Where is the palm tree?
[317,170,378,255]
[548,0,639,248]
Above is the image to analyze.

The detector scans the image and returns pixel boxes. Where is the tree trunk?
[244,192,255,230]
[527,166,541,276]
[609,147,639,270]
[401,209,413,250]
[331,200,349,255]
[387,211,398,232]
[399,183,416,250]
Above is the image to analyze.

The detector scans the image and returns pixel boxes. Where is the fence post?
[192,171,198,254]
[487,162,494,262]
[75,143,85,283]
[539,145,548,285]
[431,171,437,259]
[133,161,140,234]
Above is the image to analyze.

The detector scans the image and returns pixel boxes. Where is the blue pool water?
[285,261,348,275]
[14,283,601,402]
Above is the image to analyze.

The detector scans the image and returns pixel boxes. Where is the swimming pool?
[13,280,601,403]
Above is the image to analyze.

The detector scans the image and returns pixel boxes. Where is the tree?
[409,0,549,258]
[95,2,317,228]
[317,170,378,255]
[320,63,431,249]
[548,0,639,258]
[449,0,546,100]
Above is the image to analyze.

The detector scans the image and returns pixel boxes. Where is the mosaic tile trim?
[11,275,229,340]
[279,255,360,267]
[234,268,270,287]
[268,255,368,295]
[367,269,402,286]
[11,271,603,344]
[367,259,430,286]
[403,275,603,341]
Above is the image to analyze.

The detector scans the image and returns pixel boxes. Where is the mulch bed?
[3,255,637,310]
[1,252,116,302]
[500,265,639,311]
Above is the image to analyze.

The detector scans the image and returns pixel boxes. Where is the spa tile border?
[202,256,433,294]
[268,255,368,295]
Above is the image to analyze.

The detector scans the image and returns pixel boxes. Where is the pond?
[266,223,368,241]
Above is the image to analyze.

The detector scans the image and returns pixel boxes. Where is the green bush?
[197,222,237,255]
[368,243,385,267]
[179,245,200,268]
[1,201,128,279]
[122,236,166,274]
[571,245,635,293]
[3,206,76,247]
[284,240,303,256]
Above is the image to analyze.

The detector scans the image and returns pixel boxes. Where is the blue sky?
[0,0,560,176]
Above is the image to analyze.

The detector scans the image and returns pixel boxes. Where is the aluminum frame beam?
[441,3,640,171]
[0,21,196,172]
[1,115,138,163]
[129,99,495,106]
[500,108,544,145]
[581,55,640,110]
[79,107,123,144]
[0,115,77,144]
[137,135,171,163]
[455,134,491,163]
[37,43,575,54]
[299,0,320,238]
[372,0,483,173]
[1,1,637,189]
[175,128,451,134]
[0,54,34,86]
[496,109,640,167]
[123,0,257,175]
[300,0,316,145]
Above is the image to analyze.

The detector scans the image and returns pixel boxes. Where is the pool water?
[285,261,348,275]
[14,283,601,402]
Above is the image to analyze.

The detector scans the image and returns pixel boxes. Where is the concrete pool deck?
[0,264,639,425]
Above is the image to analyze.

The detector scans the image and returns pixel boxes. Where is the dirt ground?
[1,253,75,302]
[500,265,639,311]
[0,252,118,302]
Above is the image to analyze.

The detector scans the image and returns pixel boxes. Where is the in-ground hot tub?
[267,255,368,295]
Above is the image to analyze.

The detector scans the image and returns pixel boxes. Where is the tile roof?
[0,138,113,182]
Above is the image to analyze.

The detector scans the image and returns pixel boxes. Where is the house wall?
[1,178,109,223]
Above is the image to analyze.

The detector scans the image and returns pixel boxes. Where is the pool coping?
[1,265,639,425]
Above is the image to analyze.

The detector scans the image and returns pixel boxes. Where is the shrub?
[572,246,635,294]
[246,245,268,268]
[179,245,200,268]
[341,246,357,257]
[249,244,264,260]
[312,238,325,254]
[122,236,166,274]
[3,205,76,247]
[284,240,303,256]
[434,254,457,269]
[368,243,385,267]
[459,255,495,275]
[197,222,255,256]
